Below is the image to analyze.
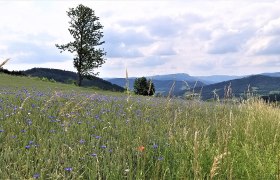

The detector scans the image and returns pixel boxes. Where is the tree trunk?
[77,72,82,86]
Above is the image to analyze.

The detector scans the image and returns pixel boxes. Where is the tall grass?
[0,74,279,179]
[0,58,10,68]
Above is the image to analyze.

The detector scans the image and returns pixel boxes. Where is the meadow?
[0,73,280,179]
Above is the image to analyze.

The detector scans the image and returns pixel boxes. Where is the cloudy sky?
[0,0,280,78]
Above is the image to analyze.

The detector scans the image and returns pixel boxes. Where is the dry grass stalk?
[148,79,153,95]
[125,68,129,92]
[41,91,60,112]
[193,131,201,179]
[18,96,30,111]
[0,58,10,68]
[167,81,176,99]
[210,151,230,179]
[213,89,220,102]
[224,82,233,100]
[125,68,131,102]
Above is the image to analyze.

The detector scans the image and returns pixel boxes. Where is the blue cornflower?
[101,145,107,149]
[95,115,100,120]
[153,144,158,149]
[33,173,40,179]
[91,153,97,157]
[0,129,4,133]
[49,129,56,133]
[95,136,101,139]
[25,145,31,149]
[79,139,86,144]
[64,167,73,171]
[26,120,32,126]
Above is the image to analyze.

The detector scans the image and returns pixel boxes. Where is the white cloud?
[261,17,280,35]
[247,36,280,55]
[149,42,177,56]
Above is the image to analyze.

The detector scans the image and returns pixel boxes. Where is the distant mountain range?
[260,72,280,77]
[106,73,244,84]
[108,78,204,96]
[148,73,197,82]
[3,67,279,100]
[107,72,280,99]
[194,75,244,84]
[107,73,208,96]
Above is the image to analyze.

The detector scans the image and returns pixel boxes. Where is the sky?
[0,0,280,78]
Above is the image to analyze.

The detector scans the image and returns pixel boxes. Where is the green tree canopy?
[56,4,106,86]
[133,77,155,96]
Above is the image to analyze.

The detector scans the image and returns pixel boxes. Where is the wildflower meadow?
[0,73,280,179]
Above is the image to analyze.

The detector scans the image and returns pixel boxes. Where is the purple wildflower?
[101,145,107,149]
[64,167,73,172]
[33,173,40,179]
[79,139,86,144]
[25,145,31,149]
[90,153,97,157]
[153,144,158,149]
[26,120,32,125]
[49,129,56,133]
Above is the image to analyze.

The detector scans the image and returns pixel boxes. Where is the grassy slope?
[0,73,74,90]
[23,68,125,92]
[0,73,280,179]
[0,73,121,96]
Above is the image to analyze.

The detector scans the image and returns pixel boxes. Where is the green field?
[0,73,280,179]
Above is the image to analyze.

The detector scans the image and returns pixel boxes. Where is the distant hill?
[182,75,280,100]
[23,68,125,92]
[146,73,244,84]
[261,72,280,77]
[107,78,204,96]
[106,72,280,86]
[148,73,197,82]
[194,75,244,84]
